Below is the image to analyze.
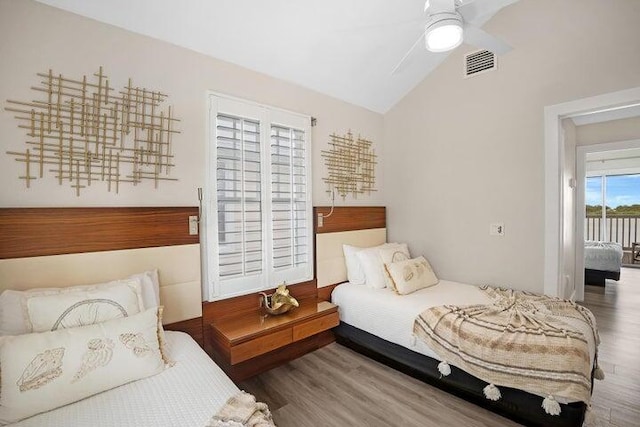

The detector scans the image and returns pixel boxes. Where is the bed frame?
[0,207,205,346]
[584,268,620,287]
[315,206,588,427]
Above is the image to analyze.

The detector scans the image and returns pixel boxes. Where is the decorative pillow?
[385,256,439,295]
[0,270,159,336]
[378,243,411,288]
[0,307,165,425]
[26,280,144,333]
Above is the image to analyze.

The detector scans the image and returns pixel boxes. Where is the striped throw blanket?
[413,286,601,407]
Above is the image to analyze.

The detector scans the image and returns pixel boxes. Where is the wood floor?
[240,269,640,427]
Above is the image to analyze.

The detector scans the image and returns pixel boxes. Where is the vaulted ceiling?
[35,0,519,113]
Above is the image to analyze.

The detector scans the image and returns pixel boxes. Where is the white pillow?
[0,307,165,425]
[356,246,388,289]
[342,245,367,285]
[355,243,409,289]
[26,280,143,333]
[130,269,161,308]
[0,270,160,336]
[378,244,411,288]
[385,256,439,295]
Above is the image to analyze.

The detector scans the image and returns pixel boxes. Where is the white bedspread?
[332,281,596,368]
[11,331,239,427]
[584,240,623,272]
[331,280,491,360]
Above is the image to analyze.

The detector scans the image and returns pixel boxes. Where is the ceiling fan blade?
[457,1,482,22]
[464,26,512,55]
[426,0,456,13]
[391,29,428,75]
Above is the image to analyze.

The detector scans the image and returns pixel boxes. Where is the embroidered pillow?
[385,256,439,295]
[378,244,411,288]
[0,307,165,425]
[25,280,144,333]
[0,271,159,336]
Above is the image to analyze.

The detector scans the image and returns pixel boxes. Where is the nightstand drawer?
[231,328,292,364]
[292,311,339,341]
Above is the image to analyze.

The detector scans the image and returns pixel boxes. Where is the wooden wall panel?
[202,280,317,324]
[317,283,339,302]
[0,207,198,259]
[164,317,204,348]
[314,206,385,234]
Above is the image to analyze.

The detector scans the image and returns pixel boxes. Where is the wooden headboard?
[0,207,204,345]
[314,206,386,299]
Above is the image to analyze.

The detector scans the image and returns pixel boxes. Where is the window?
[204,94,313,300]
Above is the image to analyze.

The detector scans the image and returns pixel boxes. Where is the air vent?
[464,50,497,77]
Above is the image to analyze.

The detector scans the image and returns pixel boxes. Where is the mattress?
[332,281,596,372]
[584,240,623,272]
[12,331,239,427]
[331,280,491,361]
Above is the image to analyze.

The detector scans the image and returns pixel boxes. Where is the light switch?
[188,216,199,235]
[490,223,505,236]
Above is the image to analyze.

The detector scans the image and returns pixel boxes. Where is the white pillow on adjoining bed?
[342,244,369,285]
[0,307,166,425]
[0,270,161,336]
[353,243,410,289]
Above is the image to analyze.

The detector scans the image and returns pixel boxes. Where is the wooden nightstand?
[209,300,339,381]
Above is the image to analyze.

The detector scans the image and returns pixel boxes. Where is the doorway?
[544,86,640,299]
[575,140,640,300]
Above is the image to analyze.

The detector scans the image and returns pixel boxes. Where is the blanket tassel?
[483,384,501,401]
[582,404,597,427]
[594,365,605,380]
[542,395,561,416]
[437,361,451,377]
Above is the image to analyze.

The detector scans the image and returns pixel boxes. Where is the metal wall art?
[321,130,377,199]
[5,67,180,196]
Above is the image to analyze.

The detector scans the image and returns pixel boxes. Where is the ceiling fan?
[392,0,512,74]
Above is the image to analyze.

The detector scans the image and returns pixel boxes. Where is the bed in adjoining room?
[0,207,274,427]
[584,240,624,286]
[315,206,602,427]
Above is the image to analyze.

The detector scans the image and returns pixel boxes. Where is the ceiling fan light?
[425,13,464,53]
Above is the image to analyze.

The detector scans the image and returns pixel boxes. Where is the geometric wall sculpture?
[321,130,377,199]
[4,67,179,196]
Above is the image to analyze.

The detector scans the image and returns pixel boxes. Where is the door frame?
[544,86,640,298]
[575,139,640,300]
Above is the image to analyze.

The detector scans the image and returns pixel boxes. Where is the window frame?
[203,92,313,301]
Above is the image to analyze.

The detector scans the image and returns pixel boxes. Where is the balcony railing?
[585,215,640,249]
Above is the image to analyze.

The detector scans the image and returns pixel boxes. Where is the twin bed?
[11,332,239,427]
[584,240,623,286]
[316,207,601,427]
[0,207,272,427]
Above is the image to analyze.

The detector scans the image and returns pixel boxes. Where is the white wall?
[383,0,640,292]
[577,116,640,146]
[0,0,384,208]
[561,119,576,299]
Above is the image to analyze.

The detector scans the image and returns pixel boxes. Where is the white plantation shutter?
[270,124,310,284]
[216,114,263,279]
[206,94,312,300]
